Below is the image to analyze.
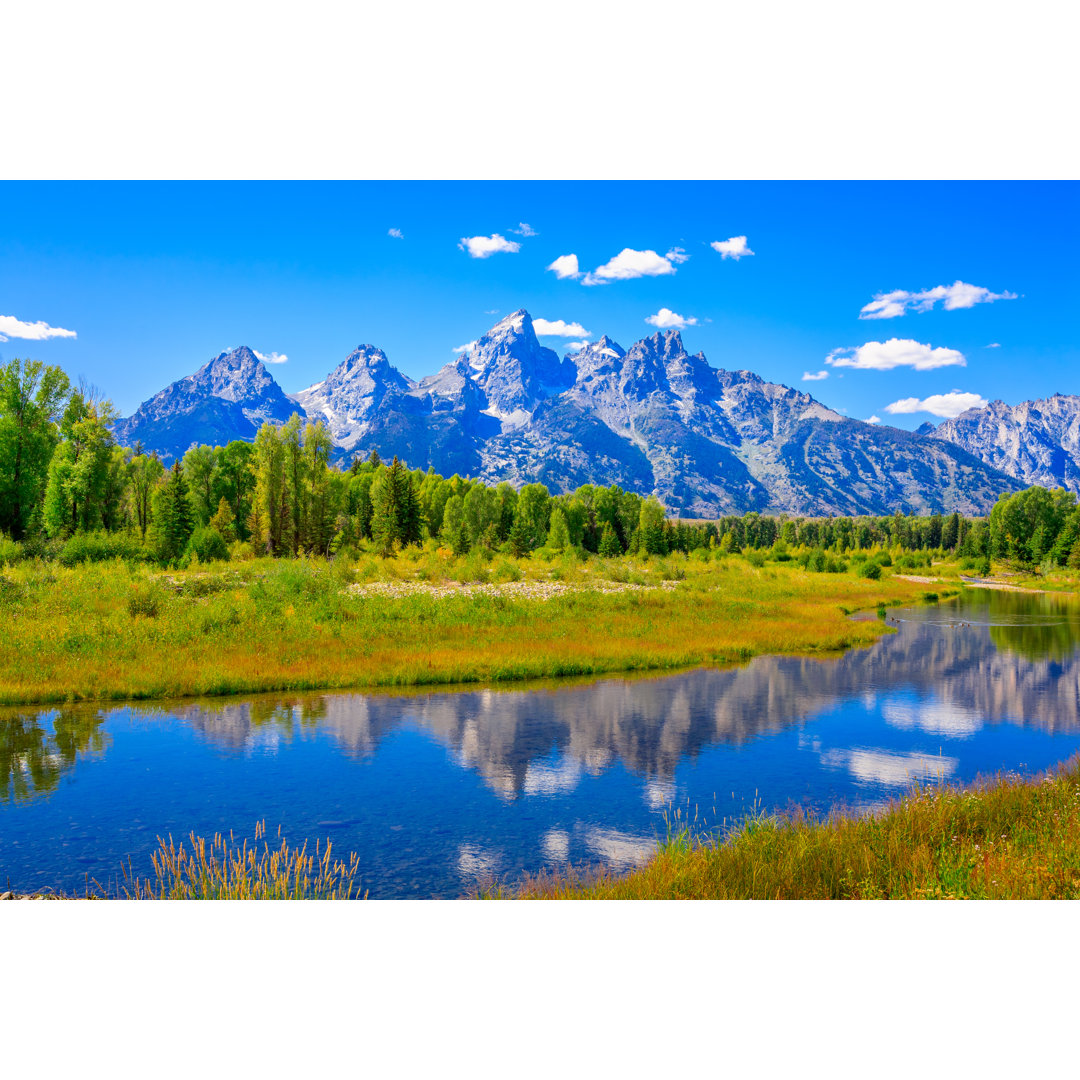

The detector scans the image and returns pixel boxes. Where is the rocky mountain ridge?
[113,311,1026,516]
[931,394,1080,494]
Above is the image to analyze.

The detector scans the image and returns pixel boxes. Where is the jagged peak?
[625,328,688,362]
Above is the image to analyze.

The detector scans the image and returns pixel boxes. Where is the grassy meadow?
[512,757,1080,900]
[0,545,935,705]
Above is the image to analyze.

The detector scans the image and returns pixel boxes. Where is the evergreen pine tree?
[396,464,422,546]
[159,461,195,562]
[371,460,401,556]
[452,518,470,556]
[507,511,531,557]
[598,522,622,557]
[368,448,382,467]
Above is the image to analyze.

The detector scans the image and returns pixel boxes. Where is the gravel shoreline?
[345,579,680,601]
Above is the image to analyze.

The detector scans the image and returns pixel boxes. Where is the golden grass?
[120,821,364,899]
[516,758,1080,899]
[0,553,933,705]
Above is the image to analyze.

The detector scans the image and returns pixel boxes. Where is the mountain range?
[112,310,1054,517]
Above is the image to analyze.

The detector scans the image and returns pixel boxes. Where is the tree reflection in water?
[0,707,109,804]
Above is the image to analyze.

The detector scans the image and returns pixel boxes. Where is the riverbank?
[513,758,1080,899]
[0,553,934,705]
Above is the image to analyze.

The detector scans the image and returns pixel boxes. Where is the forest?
[2,356,1078,571]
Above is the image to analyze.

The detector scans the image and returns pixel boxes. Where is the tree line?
[3,356,1079,569]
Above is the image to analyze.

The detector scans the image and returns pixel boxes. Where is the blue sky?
[1,181,1076,427]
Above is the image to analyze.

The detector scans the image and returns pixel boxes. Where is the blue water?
[4,589,1080,897]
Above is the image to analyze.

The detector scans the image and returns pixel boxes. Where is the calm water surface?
[4,589,1080,897]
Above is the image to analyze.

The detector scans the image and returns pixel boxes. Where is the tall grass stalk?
[122,821,364,899]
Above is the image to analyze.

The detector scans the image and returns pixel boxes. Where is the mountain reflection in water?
[136,590,1080,797]
[4,590,1080,897]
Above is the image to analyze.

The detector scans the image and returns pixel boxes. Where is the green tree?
[213,441,255,541]
[371,456,417,556]
[251,422,286,553]
[154,461,196,562]
[0,358,71,539]
[639,496,668,555]
[209,496,237,542]
[128,450,165,539]
[42,390,118,537]
[182,444,217,526]
[598,521,622,557]
[515,483,551,549]
[546,506,571,552]
[302,420,335,553]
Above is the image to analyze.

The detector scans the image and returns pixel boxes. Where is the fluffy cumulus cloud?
[452,340,477,354]
[859,280,1017,319]
[665,247,690,264]
[884,391,988,418]
[563,341,588,353]
[826,338,966,371]
[582,248,679,286]
[510,222,538,236]
[254,350,288,364]
[546,253,581,280]
[802,370,830,381]
[387,227,404,239]
[645,308,697,330]
[865,415,882,424]
[710,236,754,260]
[458,234,521,258]
[0,314,77,342]
[532,318,590,338]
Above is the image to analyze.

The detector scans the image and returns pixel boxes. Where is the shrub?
[0,533,22,566]
[183,526,229,565]
[229,540,256,562]
[858,560,882,580]
[745,550,767,568]
[127,582,165,618]
[58,530,145,566]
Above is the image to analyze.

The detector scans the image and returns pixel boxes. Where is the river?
[4,589,1080,897]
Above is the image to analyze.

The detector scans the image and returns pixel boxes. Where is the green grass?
[511,758,1080,899]
[0,550,934,705]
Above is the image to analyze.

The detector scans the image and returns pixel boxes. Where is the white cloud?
[458,234,521,258]
[866,415,881,424]
[532,318,590,338]
[884,391,988,418]
[484,309,499,315]
[563,341,588,353]
[452,341,477,354]
[710,235,754,260]
[826,338,966,371]
[582,248,679,286]
[986,342,1001,348]
[510,222,538,237]
[0,314,77,342]
[254,350,288,364]
[546,253,581,280]
[665,246,690,264]
[387,227,403,239]
[859,280,1017,319]
[645,308,697,330]
[802,370,830,381]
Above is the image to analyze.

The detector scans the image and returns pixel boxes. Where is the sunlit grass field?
[0,548,932,705]
[513,757,1080,900]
